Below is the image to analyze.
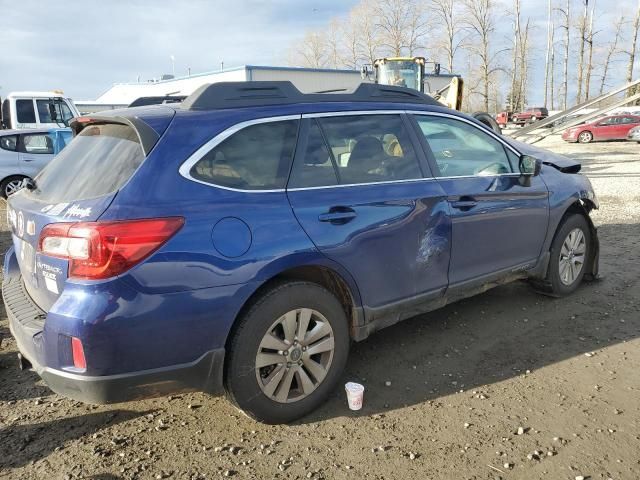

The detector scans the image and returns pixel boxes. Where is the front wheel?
[578,131,593,143]
[224,281,350,424]
[545,214,591,296]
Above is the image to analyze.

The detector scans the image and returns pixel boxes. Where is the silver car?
[0,128,61,198]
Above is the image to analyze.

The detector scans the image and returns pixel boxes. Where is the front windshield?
[376,61,420,90]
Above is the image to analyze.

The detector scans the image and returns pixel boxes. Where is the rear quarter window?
[0,135,17,151]
[190,119,299,190]
[28,123,144,203]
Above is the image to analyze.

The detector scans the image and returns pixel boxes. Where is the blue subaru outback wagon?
[4,82,599,423]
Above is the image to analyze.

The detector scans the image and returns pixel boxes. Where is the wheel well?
[1,174,27,184]
[565,198,596,218]
[558,198,597,264]
[231,266,360,344]
[273,266,358,330]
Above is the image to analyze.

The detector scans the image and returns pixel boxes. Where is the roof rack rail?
[181,81,441,111]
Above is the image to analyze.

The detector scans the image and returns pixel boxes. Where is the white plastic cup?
[345,382,365,410]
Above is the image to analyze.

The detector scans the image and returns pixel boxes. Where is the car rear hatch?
[6,107,175,311]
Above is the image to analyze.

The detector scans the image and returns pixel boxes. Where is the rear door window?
[315,114,422,185]
[16,99,36,124]
[190,119,299,190]
[288,120,338,189]
[28,123,145,203]
[22,133,54,154]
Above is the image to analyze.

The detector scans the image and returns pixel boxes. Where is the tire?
[544,214,591,296]
[224,281,350,424]
[0,175,27,199]
[578,131,593,143]
[472,112,502,134]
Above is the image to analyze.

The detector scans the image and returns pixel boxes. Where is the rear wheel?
[578,131,593,143]
[544,214,591,296]
[224,281,350,424]
[0,175,27,199]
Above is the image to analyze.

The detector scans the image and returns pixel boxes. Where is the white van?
[1,91,80,130]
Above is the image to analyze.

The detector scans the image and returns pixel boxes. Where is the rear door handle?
[318,207,357,224]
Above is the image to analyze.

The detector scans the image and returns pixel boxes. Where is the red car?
[562,114,640,143]
[512,107,549,125]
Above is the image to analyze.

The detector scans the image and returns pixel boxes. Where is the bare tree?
[406,2,430,55]
[294,31,328,68]
[518,19,532,110]
[584,3,597,100]
[625,0,640,85]
[325,19,343,69]
[374,0,410,56]
[556,0,571,110]
[342,12,362,69]
[463,0,503,112]
[550,24,556,109]
[429,0,466,72]
[576,0,589,103]
[510,0,522,111]
[599,16,624,95]
[355,0,382,66]
[543,0,553,108]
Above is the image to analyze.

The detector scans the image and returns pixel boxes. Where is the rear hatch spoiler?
[71,115,160,156]
[70,106,176,155]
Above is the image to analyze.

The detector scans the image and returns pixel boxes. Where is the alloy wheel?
[559,228,586,286]
[255,308,335,403]
[5,179,24,197]
[578,132,592,143]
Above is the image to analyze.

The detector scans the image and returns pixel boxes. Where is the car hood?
[504,137,582,173]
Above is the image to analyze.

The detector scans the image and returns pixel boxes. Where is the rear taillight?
[38,218,184,280]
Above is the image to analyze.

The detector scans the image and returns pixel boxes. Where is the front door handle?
[449,196,478,211]
[318,207,357,224]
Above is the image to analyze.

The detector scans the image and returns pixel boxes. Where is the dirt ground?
[1,135,639,480]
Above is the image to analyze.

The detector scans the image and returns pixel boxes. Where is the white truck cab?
[1,91,80,130]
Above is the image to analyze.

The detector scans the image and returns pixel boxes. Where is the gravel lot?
[1,135,639,480]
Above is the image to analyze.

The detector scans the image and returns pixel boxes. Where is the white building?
[76,65,459,113]
[76,65,365,112]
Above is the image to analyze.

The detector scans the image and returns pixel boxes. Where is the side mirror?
[519,155,542,176]
[518,155,542,187]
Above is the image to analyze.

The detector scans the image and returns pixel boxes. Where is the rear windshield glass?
[27,123,144,203]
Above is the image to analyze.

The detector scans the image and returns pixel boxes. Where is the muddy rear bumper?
[3,247,225,404]
[35,349,225,404]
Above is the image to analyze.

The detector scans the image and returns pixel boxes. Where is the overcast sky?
[0,0,632,104]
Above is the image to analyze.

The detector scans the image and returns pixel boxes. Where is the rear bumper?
[3,247,225,404]
[35,349,225,404]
